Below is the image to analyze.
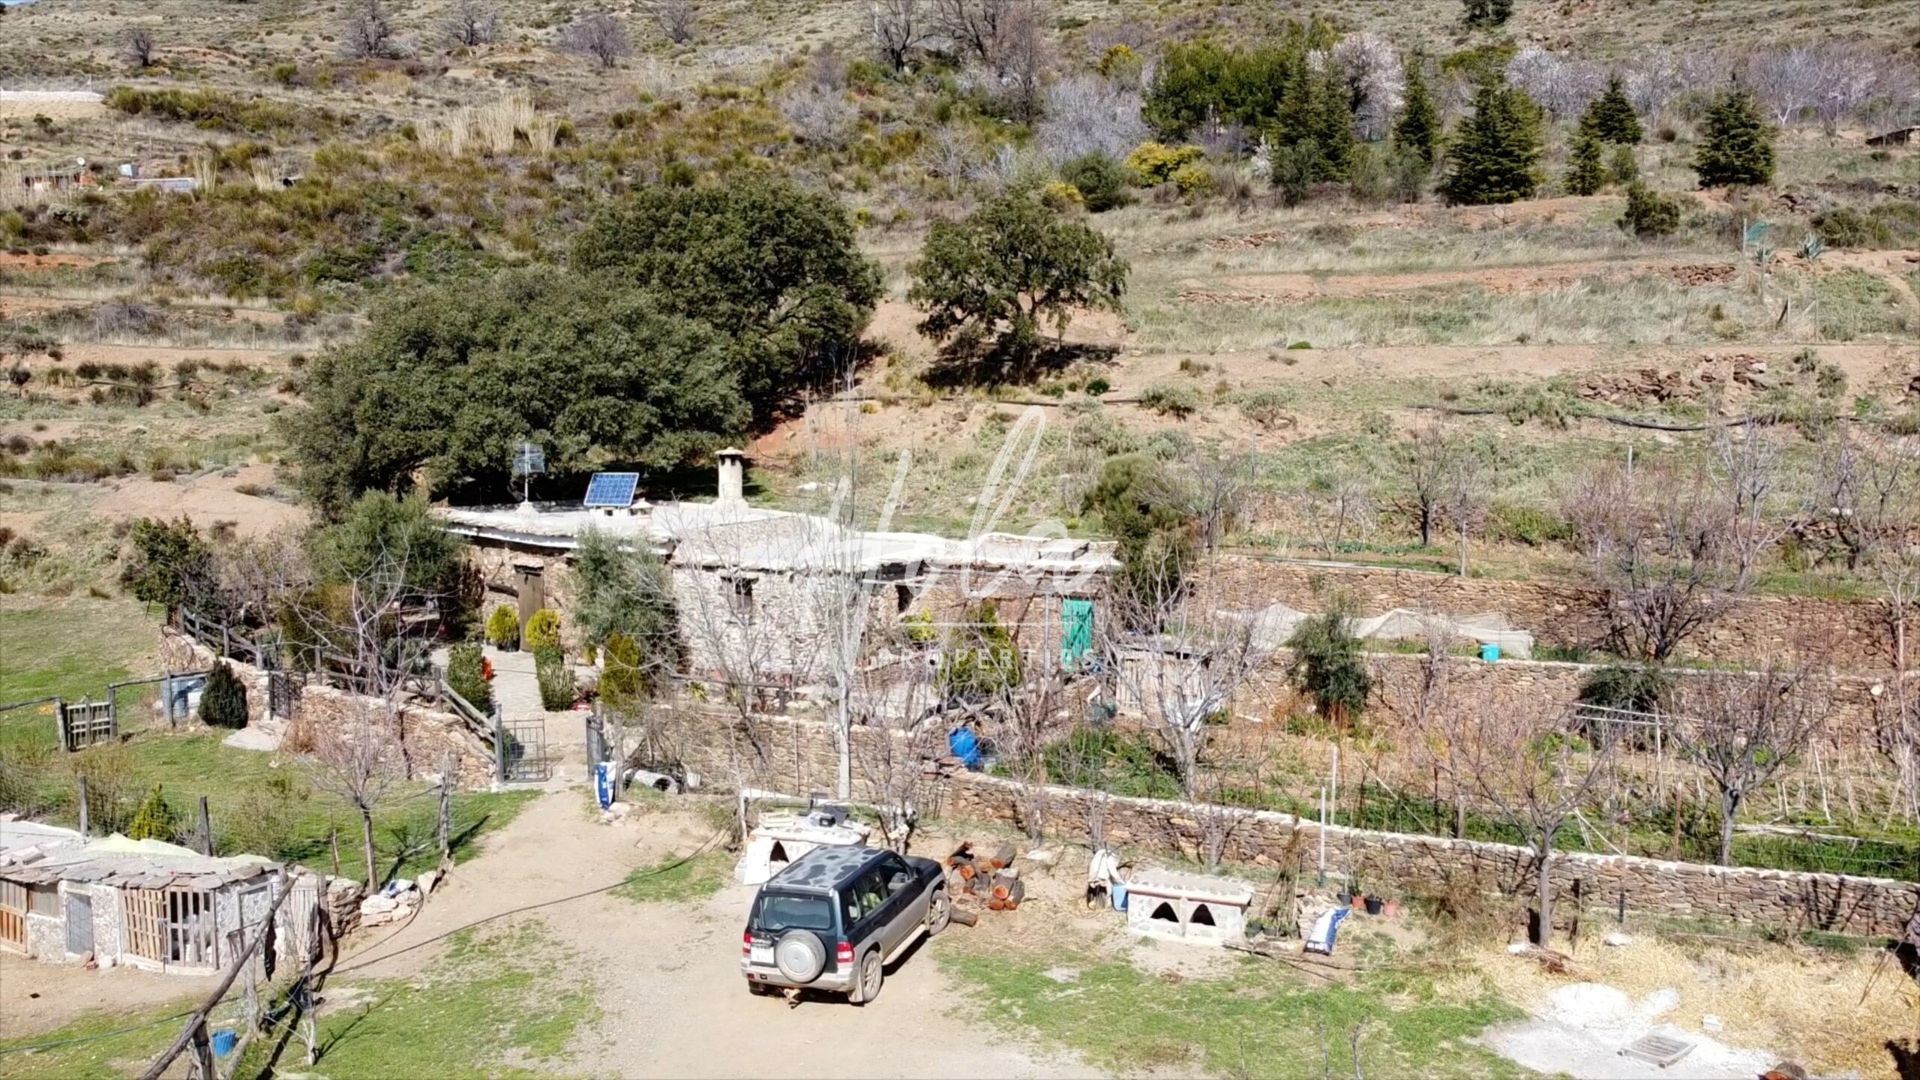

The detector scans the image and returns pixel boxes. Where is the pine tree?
[128,784,182,842]
[1439,80,1543,206]
[1563,128,1605,195]
[1579,74,1643,144]
[1309,63,1356,181]
[1394,56,1440,168]
[1693,87,1775,188]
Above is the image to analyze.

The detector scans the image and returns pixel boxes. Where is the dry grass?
[1465,931,1917,1077]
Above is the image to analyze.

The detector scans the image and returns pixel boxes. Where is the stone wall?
[1344,652,1911,744]
[1202,556,1896,675]
[172,633,496,791]
[698,714,1919,938]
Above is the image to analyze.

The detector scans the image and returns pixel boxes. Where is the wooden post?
[197,796,214,856]
[329,827,341,877]
[53,697,66,753]
[492,703,508,785]
[188,1019,214,1080]
[438,751,454,869]
[77,774,90,837]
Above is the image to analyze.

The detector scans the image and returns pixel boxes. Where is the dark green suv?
[741,845,950,1004]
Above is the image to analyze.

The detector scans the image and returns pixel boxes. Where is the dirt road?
[340,789,1096,1079]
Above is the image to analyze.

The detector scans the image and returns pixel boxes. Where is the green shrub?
[1607,144,1639,186]
[600,631,646,708]
[1618,183,1680,237]
[1812,207,1890,249]
[1043,725,1182,799]
[485,605,520,649]
[1562,129,1605,196]
[1285,601,1371,729]
[127,784,182,842]
[198,662,250,729]
[1171,161,1215,196]
[936,603,1023,699]
[446,642,491,712]
[1125,141,1205,186]
[1039,180,1085,212]
[524,608,562,654]
[1060,153,1132,212]
[1139,382,1200,418]
[1232,387,1294,431]
[1487,504,1572,547]
[1578,663,1673,713]
[534,646,575,711]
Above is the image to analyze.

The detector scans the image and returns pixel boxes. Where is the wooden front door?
[513,565,545,651]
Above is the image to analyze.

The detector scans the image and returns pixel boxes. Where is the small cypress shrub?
[1618,182,1681,237]
[127,784,182,842]
[524,608,563,654]
[1562,129,1605,196]
[1392,57,1439,169]
[1060,153,1132,212]
[1606,144,1639,186]
[198,662,249,729]
[1693,87,1775,187]
[534,646,575,711]
[446,642,491,712]
[484,604,520,649]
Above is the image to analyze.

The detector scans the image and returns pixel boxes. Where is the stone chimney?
[716,447,746,508]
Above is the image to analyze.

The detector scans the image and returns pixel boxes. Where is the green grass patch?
[0,601,161,707]
[612,849,732,905]
[0,999,196,1080]
[938,938,1523,1078]
[258,922,597,1078]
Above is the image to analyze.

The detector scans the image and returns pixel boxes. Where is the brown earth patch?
[1183,259,1736,305]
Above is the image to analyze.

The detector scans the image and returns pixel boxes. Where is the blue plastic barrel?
[1111,881,1129,912]
[948,727,983,770]
[1480,642,1501,663]
[211,1030,238,1057]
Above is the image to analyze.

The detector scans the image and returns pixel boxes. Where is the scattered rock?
[360,895,398,916]
[1603,931,1633,947]
[417,869,438,896]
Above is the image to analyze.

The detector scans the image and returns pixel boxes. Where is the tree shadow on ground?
[920,340,1121,391]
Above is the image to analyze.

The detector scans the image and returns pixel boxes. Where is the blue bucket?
[211,1030,238,1057]
[1111,881,1129,912]
[1479,642,1501,663]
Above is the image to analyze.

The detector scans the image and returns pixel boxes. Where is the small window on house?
[727,576,755,618]
[27,884,59,917]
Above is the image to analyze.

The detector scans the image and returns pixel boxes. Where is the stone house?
[439,451,1117,687]
[0,818,288,974]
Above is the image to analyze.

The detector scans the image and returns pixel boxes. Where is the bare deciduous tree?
[991,0,1047,124]
[1712,419,1785,590]
[1807,430,1917,572]
[310,700,404,887]
[649,0,698,45]
[339,0,403,60]
[933,0,1010,70]
[1505,45,1603,120]
[1580,460,1740,663]
[1440,444,1489,578]
[563,12,631,69]
[1104,551,1266,800]
[1399,423,1466,550]
[870,0,925,73]
[1437,704,1615,945]
[1304,462,1375,558]
[1170,445,1257,555]
[122,27,157,69]
[1671,662,1826,865]
[441,0,499,48]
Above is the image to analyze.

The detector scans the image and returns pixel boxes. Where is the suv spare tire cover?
[774,929,826,983]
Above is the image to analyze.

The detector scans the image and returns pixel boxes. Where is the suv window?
[879,854,913,895]
[754,890,834,934]
[844,867,890,927]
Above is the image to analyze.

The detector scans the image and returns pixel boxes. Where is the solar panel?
[583,472,640,508]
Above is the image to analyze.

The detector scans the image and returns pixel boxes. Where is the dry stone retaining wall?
[1202,556,1896,675]
[699,714,1919,938]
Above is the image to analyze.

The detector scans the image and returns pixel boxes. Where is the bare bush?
[1807,429,1918,571]
[441,0,499,48]
[989,0,1046,123]
[1035,73,1148,164]
[1399,423,1467,549]
[122,27,157,69]
[649,0,698,45]
[563,11,632,69]
[1505,45,1603,120]
[1711,419,1785,590]
[933,0,1011,70]
[870,0,926,73]
[782,84,858,149]
[1303,463,1375,558]
[339,0,403,60]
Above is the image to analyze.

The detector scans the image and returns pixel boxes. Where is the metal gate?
[502,719,549,782]
[65,892,92,955]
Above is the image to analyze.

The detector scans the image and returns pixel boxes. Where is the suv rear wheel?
[927,886,951,935]
[850,949,883,1004]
